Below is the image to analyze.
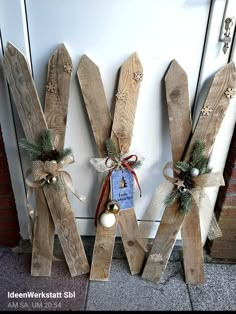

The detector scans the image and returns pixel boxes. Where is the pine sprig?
[179,192,192,213]
[190,140,205,166]
[176,161,190,172]
[105,139,119,160]
[19,129,73,163]
[58,147,73,162]
[164,189,180,208]
[39,129,53,152]
[19,138,44,161]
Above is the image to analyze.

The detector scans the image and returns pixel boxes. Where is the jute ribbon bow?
[25,155,85,240]
[163,162,225,239]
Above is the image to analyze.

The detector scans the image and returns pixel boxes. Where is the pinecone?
[39,149,60,162]
[179,171,195,190]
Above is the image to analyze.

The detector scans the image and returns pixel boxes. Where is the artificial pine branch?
[105,139,119,160]
[58,148,73,161]
[40,129,53,152]
[190,140,205,166]
[179,192,192,213]
[176,161,190,172]
[164,189,180,208]
[19,138,43,160]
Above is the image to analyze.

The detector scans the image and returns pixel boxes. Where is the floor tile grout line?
[84,273,91,311]
[181,260,194,311]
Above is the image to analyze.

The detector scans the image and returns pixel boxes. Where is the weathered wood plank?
[111,52,143,153]
[164,59,192,162]
[77,55,112,157]
[142,62,236,283]
[165,60,203,284]
[118,208,145,275]
[113,52,145,274]
[44,44,72,150]
[31,189,54,276]
[181,62,236,284]
[3,42,47,142]
[43,180,89,276]
[77,55,115,280]
[3,43,90,277]
[3,42,54,276]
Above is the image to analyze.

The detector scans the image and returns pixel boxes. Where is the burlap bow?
[25,155,86,241]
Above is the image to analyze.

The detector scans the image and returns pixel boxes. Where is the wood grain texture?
[31,189,54,276]
[165,60,203,284]
[78,53,144,280]
[44,45,89,276]
[181,62,236,284]
[77,55,112,157]
[118,208,146,275]
[43,179,89,277]
[112,53,145,275]
[44,44,72,150]
[3,42,47,142]
[3,43,89,277]
[3,42,54,276]
[111,52,143,153]
[142,62,236,283]
[77,55,116,280]
[164,60,192,162]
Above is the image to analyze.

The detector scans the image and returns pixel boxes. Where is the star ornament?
[201,105,213,116]
[174,178,185,189]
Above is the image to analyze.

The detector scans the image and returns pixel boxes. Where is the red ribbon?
[94,155,142,226]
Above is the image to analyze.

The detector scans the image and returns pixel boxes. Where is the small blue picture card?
[111,169,134,210]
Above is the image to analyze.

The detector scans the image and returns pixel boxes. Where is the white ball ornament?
[190,168,200,177]
[51,177,57,183]
[99,211,116,228]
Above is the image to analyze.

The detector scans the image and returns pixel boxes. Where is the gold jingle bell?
[106,201,120,214]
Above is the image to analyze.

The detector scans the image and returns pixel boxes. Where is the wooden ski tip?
[165,59,187,80]
[77,54,99,75]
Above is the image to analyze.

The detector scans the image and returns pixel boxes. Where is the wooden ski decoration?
[78,52,145,281]
[142,61,236,283]
[3,42,89,277]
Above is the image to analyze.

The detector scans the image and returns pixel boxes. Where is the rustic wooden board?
[77,55,115,280]
[181,62,236,284]
[3,42,47,142]
[113,52,145,274]
[77,55,112,157]
[118,208,145,274]
[77,53,145,280]
[31,189,54,276]
[43,180,89,276]
[164,60,192,162]
[165,60,203,284]
[44,44,72,150]
[3,42,54,276]
[3,42,89,277]
[142,62,236,283]
[44,45,89,276]
[111,52,143,153]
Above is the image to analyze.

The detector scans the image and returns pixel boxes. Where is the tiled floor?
[0,247,235,311]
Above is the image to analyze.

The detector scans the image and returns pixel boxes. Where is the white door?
[0,0,235,241]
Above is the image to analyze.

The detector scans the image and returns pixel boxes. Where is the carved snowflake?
[63,62,73,74]
[201,105,213,116]
[224,87,236,99]
[46,82,57,93]
[133,71,143,82]
[150,253,163,262]
[116,91,126,100]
